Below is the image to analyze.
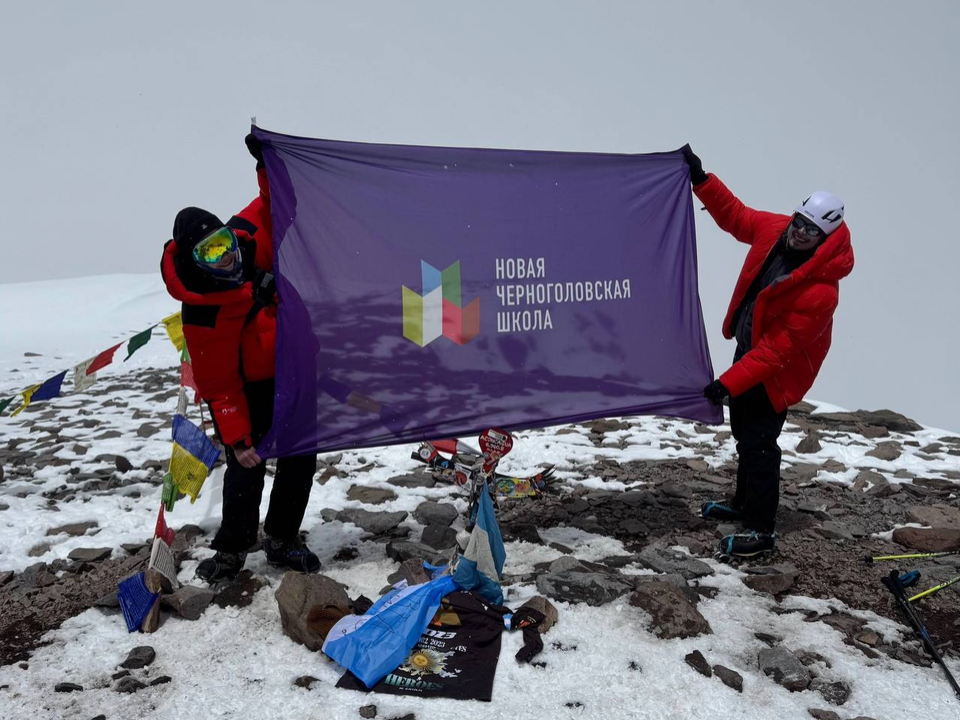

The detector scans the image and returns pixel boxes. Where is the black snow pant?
[210,379,317,553]
[729,383,788,534]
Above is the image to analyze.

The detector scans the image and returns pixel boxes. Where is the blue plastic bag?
[322,575,457,688]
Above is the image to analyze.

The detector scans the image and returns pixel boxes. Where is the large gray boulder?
[336,509,408,535]
[758,647,811,692]
[536,565,634,607]
[629,581,712,639]
[636,547,714,580]
[275,572,351,651]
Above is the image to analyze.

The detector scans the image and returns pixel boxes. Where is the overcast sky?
[2,1,958,430]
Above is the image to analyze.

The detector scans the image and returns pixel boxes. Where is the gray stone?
[294,675,321,689]
[275,572,351,651]
[384,539,452,565]
[549,556,587,573]
[212,570,265,609]
[413,501,459,527]
[115,676,147,693]
[346,485,398,505]
[811,678,851,706]
[360,705,378,719]
[742,564,799,595]
[120,646,156,669]
[115,456,134,473]
[684,650,711,677]
[160,585,216,621]
[758,647,810,692]
[796,433,823,454]
[0,570,13,586]
[854,409,922,433]
[337,509,408,535]
[517,596,559,634]
[536,566,634,607]
[865,443,902,461]
[150,675,172,686]
[54,682,83,692]
[813,522,855,541]
[386,472,436,489]
[636,547,713,580]
[94,590,120,608]
[46,520,98,537]
[68,547,112,562]
[905,504,960,529]
[713,665,743,692]
[387,558,431,587]
[420,524,458,550]
[808,711,841,720]
[892,527,960,552]
[629,581,712,639]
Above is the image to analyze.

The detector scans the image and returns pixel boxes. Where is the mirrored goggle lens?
[791,216,823,237]
[192,227,237,264]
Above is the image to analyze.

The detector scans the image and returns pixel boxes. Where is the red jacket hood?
[793,221,855,284]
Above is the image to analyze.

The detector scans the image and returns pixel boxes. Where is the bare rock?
[758,647,810,691]
[120,646,156,669]
[796,433,823,454]
[413,501,458,527]
[114,456,134,474]
[54,682,83,692]
[68,547,112,562]
[46,521,98,537]
[742,564,799,595]
[636,547,713,580]
[811,678,851,706]
[386,472,436,489]
[808,711,842,720]
[629,581,712,639]
[161,585,215,621]
[294,675,321,689]
[905,504,960,529]
[213,570,265,609]
[865,443,902,462]
[892,527,960,552]
[275,572,351,651]
[150,675,172,686]
[387,558,431,587]
[360,705,378,719]
[346,486,398,505]
[684,650,712,677]
[420,524,458,550]
[337,509,408,535]
[536,565,634,607]
[713,665,743,692]
[115,676,147,693]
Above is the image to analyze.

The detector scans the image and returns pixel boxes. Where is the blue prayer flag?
[117,572,159,633]
[32,371,68,402]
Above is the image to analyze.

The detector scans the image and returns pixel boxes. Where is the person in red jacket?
[160,137,320,582]
[683,146,855,558]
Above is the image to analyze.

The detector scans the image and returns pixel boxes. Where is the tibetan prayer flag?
[31,371,67,402]
[125,327,153,361]
[88,342,122,375]
[251,126,722,458]
[72,358,98,393]
[118,572,160,632]
[148,537,179,591]
[154,505,176,546]
[162,312,185,353]
[169,414,220,501]
[10,384,39,417]
[0,396,15,415]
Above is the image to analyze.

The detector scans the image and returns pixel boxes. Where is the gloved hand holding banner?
[253,127,721,457]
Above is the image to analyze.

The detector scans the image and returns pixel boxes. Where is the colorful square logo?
[402,260,480,346]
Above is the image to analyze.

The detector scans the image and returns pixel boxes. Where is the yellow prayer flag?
[169,442,209,502]
[162,312,185,353]
[10,384,40,417]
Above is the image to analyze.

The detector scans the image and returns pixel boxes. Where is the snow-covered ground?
[1,274,958,720]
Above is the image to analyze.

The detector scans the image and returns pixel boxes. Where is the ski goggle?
[790,215,825,239]
[192,226,238,265]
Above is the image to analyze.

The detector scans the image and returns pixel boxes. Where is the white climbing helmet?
[795,191,845,236]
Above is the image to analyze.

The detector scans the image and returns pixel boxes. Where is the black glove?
[245,133,264,167]
[512,608,547,664]
[682,144,709,186]
[703,379,729,406]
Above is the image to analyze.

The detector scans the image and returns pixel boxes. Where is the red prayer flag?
[154,505,176,546]
[87,343,122,375]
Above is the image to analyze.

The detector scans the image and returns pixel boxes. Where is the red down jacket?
[160,168,277,447]
[695,174,855,411]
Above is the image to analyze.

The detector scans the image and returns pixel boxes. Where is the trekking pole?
[881,570,960,701]
[909,574,960,603]
[864,551,958,563]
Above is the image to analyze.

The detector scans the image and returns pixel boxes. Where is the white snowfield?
[0,274,957,720]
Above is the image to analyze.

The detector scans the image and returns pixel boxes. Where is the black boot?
[701,500,743,522]
[196,551,247,583]
[718,531,777,558]
[264,536,321,573]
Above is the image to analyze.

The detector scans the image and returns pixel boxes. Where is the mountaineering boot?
[701,500,743,522]
[718,531,777,558]
[196,551,247,583]
[264,536,321,573]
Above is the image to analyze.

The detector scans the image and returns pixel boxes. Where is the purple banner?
[254,127,721,457]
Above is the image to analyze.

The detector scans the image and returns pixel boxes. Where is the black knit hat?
[172,207,225,251]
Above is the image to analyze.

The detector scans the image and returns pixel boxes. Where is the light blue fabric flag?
[452,482,506,605]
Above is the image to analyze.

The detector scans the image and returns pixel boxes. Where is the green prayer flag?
[0,396,15,415]
[125,327,154,361]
